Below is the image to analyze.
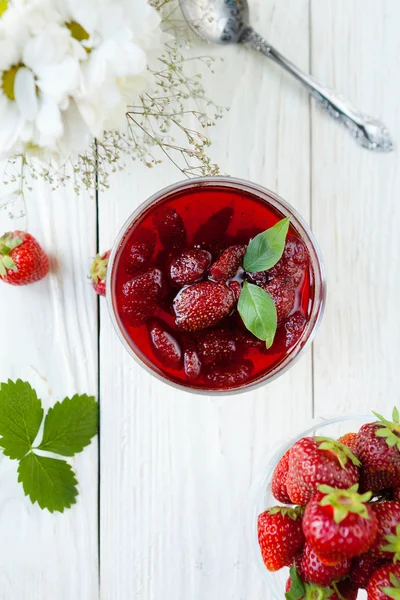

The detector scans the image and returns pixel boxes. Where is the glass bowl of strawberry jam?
[107,177,326,394]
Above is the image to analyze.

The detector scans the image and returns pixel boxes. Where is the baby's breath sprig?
[2,0,225,206]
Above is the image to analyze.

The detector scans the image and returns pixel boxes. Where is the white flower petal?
[36,96,63,138]
[14,67,38,121]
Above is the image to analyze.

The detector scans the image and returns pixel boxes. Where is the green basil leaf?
[243,217,290,273]
[238,282,277,348]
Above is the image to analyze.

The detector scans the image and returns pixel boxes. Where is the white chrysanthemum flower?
[0,0,165,159]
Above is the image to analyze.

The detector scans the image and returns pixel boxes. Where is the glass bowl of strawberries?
[254,409,400,599]
[107,177,326,393]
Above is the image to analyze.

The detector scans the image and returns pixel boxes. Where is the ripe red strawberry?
[370,501,400,561]
[393,489,400,502]
[269,311,307,354]
[301,543,351,586]
[356,408,400,493]
[350,552,388,589]
[203,359,253,389]
[119,267,166,326]
[302,485,378,563]
[338,433,359,458]
[367,562,400,600]
[90,250,110,296]
[209,244,246,281]
[194,207,233,255]
[195,329,238,365]
[261,274,295,323]
[173,281,235,331]
[152,205,187,249]
[271,449,292,504]
[257,506,305,572]
[148,319,182,368]
[228,280,242,301]
[168,248,211,287]
[125,228,156,273]
[286,437,360,505]
[0,231,49,285]
[269,235,310,286]
[182,339,202,380]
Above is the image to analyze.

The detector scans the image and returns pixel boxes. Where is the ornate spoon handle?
[241,27,393,152]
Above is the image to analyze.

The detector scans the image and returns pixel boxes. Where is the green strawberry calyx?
[285,565,334,600]
[267,505,304,521]
[373,407,400,452]
[382,572,400,600]
[0,232,22,277]
[315,436,361,468]
[90,253,108,285]
[382,523,400,563]
[318,484,372,524]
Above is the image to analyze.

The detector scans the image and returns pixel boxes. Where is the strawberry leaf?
[243,217,290,273]
[18,453,78,513]
[318,484,372,524]
[285,564,305,600]
[373,407,400,452]
[382,523,400,561]
[316,437,361,468]
[382,573,400,599]
[0,380,43,459]
[37,394,98,456]
[268,506,303,520]
[238,281,277,348]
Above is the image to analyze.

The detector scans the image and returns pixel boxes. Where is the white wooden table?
[1,1,399,598]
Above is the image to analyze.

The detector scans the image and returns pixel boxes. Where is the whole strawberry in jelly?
[119,268,166,326]
[173,281,235,331]
[125,228,156,273]
[209,244,246,281]
[168,248,211,287]
[148,319,182,368]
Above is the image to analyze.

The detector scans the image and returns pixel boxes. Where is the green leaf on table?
[238,281,277,348]
[18,453,78,513]
[0,380,43,459]
[243,217,290,273]
[38,394,98,456]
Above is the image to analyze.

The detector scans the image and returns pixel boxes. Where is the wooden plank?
[0,180,98,600]
[99,1,312,598]
[311,0,400,416]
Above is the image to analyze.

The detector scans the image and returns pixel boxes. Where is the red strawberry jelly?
[111,182,320,392]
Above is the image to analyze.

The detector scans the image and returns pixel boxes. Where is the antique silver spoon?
[179,0,393,152]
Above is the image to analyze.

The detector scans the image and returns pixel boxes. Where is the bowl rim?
[106,176,327,395]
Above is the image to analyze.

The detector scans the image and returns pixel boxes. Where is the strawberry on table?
[356,408,400,493]
[257,506,305,572]
[173,281,235,331]
[0,230,49,285]
[370,501,400,561]
[300,542,351,586]
[302,484,378,564]
[271,449,292,504]
[90,250,110,296]
[367,562,400,600]
[286,437,360,505]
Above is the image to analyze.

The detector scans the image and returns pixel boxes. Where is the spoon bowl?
[180,0,249,44]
